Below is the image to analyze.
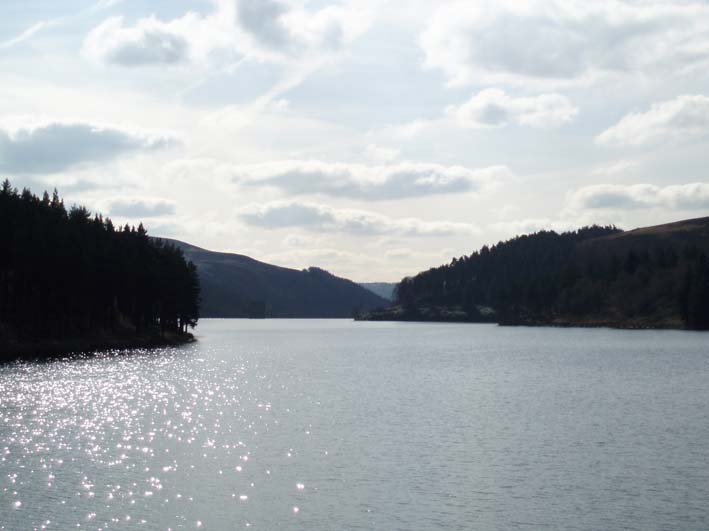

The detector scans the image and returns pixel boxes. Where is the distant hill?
[360,282,397,301]
[162,239,389,318]
[361,217,709,330]
[581,216,709,254]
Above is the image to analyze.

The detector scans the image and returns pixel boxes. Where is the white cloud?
[386,248,414,259]
[84,16,191,66]
[371,119,435,140]
[230,160,511,200]
[420,0,709,87]
[448,89,578,129]
[103,196,177,218]
[591,159,641,176]
[569,183,709,210]
[92,0,123,10]
[82,11,239,67]
[0,118,178,174]
[596,94,709,146]
[282,233,319,247]
[239,201,478,236]
[163,158,236,183]
[84,0,371,69]
[225,0,371,61]
[365,144,400,163]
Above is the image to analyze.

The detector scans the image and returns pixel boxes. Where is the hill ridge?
[158,238,389,318]
[361,216,709,329]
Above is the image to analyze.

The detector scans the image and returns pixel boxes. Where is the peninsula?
[358,217,709,330]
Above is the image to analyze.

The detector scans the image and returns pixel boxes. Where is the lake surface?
[1,320,708,530]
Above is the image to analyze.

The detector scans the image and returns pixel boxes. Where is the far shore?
[356,305,691,330]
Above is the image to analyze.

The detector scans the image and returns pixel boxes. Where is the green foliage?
[0,181,200,341]
[394,224,709,329]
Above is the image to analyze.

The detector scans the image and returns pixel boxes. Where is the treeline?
[0,180,200,345]
[394,224,709,329]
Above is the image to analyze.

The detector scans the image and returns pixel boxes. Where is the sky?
[2,0,709,282]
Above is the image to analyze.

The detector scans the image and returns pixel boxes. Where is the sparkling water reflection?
[1,320,708,530]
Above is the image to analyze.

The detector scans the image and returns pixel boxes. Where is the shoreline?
[357,317,691,330]
[0,331,195,363]
[356,306,692,330]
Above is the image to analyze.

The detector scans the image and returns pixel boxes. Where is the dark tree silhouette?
[0,180,200,346]
[680,253,709,330]
[393,224,709,329]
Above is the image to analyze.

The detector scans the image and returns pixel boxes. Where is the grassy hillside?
[364,217,709,329]
[163,240,389,318]
[584,216,709,253]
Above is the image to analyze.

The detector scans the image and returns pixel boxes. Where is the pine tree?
[0,181,200,348]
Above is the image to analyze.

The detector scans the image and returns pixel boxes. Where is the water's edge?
[0,331,194,362]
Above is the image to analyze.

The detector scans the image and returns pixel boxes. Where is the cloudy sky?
[2,0,709,281]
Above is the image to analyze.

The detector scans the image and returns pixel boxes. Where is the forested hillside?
[0,180,200,356]
[360,283,396,301]
[384,218,709,329]
[166,239,389,318]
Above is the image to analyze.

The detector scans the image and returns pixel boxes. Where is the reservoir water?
[1,320,708,530]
